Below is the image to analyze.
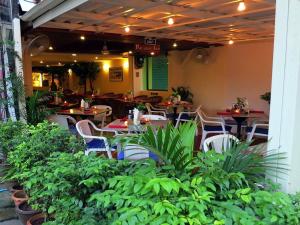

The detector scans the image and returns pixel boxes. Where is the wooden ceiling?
[32,0,275,44]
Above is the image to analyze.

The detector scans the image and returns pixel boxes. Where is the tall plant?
[71,62,100,94]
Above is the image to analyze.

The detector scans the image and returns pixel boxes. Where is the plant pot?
[26,213,46,225]
[16,201,40,225]
[11,190,28,206]
[10,184,23,193]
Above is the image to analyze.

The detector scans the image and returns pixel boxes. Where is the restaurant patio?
[1,0,300,224]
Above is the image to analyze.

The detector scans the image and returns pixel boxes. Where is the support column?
[268,0,300,193]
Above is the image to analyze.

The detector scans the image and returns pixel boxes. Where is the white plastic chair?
[246,121,269,142]
[122,144,150,160]
[141,114,167,120]
[197,107,232,149]
[76,120,117,158]
[92,105,112,128]
[47,114,77,133]
[203,134,239,153]
[145,103,167,117]
[175,107,200,128]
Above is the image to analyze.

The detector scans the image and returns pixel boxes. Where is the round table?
[217,111,267,139]
[158,101,193,124]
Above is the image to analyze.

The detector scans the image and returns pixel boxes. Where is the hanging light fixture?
[167,17,174,25]
[237,0,246,11]
[124,26,130,33]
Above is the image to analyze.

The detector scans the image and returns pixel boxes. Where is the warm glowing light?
[237,1,246,11]
[70,109,74,114]
[123,61,129,69]
[30,54,33,57]
[228,39,234,45]
[150,52,155,56]
[173,42,177,48]
[72,53,77,56]
[124,26,130,33]
[58,62,62,66]
[48,46,53,50]
[80,35,85,40]
[68,69,72,74]
[40,60,43,64]
[128,50,133,54]
[167,17,174,25]
[95,56,98,59]
[103,63,110,72]
[74,60,77,63]
[46,65,50,67]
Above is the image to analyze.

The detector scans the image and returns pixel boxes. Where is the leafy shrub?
[6,121,84,181]
[0,119,27,157]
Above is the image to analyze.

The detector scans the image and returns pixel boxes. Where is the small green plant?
[171,86,193,103]
[261,91,271,104]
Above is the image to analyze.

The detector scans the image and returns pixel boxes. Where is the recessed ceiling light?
[237,0,246,11]
[124,26,130,33]
[49,46,53,50]
[72,53,77,56]
[173,42,177,48]
[80,35,85,40]
[40,60,43,64]
[167,17,174,25]
[128,50,133,54]
[150,52,155,56]
[228,39,234,45]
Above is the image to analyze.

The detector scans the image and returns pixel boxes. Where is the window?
[143,55,168,91]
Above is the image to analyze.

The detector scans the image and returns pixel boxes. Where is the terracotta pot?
[10,184,23,193]
[26,213,46,225]
[16,201,40,225]
[11,190,28,206]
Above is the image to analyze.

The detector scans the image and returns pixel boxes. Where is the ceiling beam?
[33,0,89,28]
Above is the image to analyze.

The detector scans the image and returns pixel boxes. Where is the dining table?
[57,107,108,119]
[158,101,193,124]
[217,110,267,139]
[102,118,170,134]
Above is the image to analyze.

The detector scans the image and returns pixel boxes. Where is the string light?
[237,0,246,11]
[124,26,130,33]
[167,17,174,25]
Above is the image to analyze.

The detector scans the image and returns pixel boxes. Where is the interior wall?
[175,40,274,113]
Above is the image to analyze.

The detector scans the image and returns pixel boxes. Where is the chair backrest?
[47,115,70,129]
[145,103,152,113]
[203,134,239,153]
[76,120,94,142]
[92,105,112,116]
[141,114,167,120]
[123,144,149,160]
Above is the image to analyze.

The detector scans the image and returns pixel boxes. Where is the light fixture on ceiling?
[101,42,109,55]
[173,42,177,48]
[150,52,155,56]
[48,46,53,50]
[237,0,246,11]
[124,26,130,33]
[228,39,234,45]
[167,17,174,25]
[80,35,85,40]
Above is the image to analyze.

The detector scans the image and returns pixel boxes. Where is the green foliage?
[6,121,84,181]
[119,122,197,170]
[0,119,27,157]
[261,91,271,104]
[71,62,100,93]
[171,86,193,102]
[25,91,53,125]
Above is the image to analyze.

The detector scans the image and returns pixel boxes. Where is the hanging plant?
[260,91,271,104]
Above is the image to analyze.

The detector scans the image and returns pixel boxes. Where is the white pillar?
[268,0,300,193]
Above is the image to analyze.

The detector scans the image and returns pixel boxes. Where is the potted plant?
[16,201,40,225]
[11,190,28,206]
[171,86,193,103]
[26,213,46,225]
[260,91,271,104]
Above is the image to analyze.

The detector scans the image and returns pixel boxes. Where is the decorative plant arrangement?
[231,97,249,113]
[1,120,300,224]
[261,91,271,104]
[171,86,194,103]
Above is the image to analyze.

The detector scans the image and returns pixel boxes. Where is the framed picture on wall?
[109,67,123,82]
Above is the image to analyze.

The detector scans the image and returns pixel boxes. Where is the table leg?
[232,117,247,139]
[173,107,178,125]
